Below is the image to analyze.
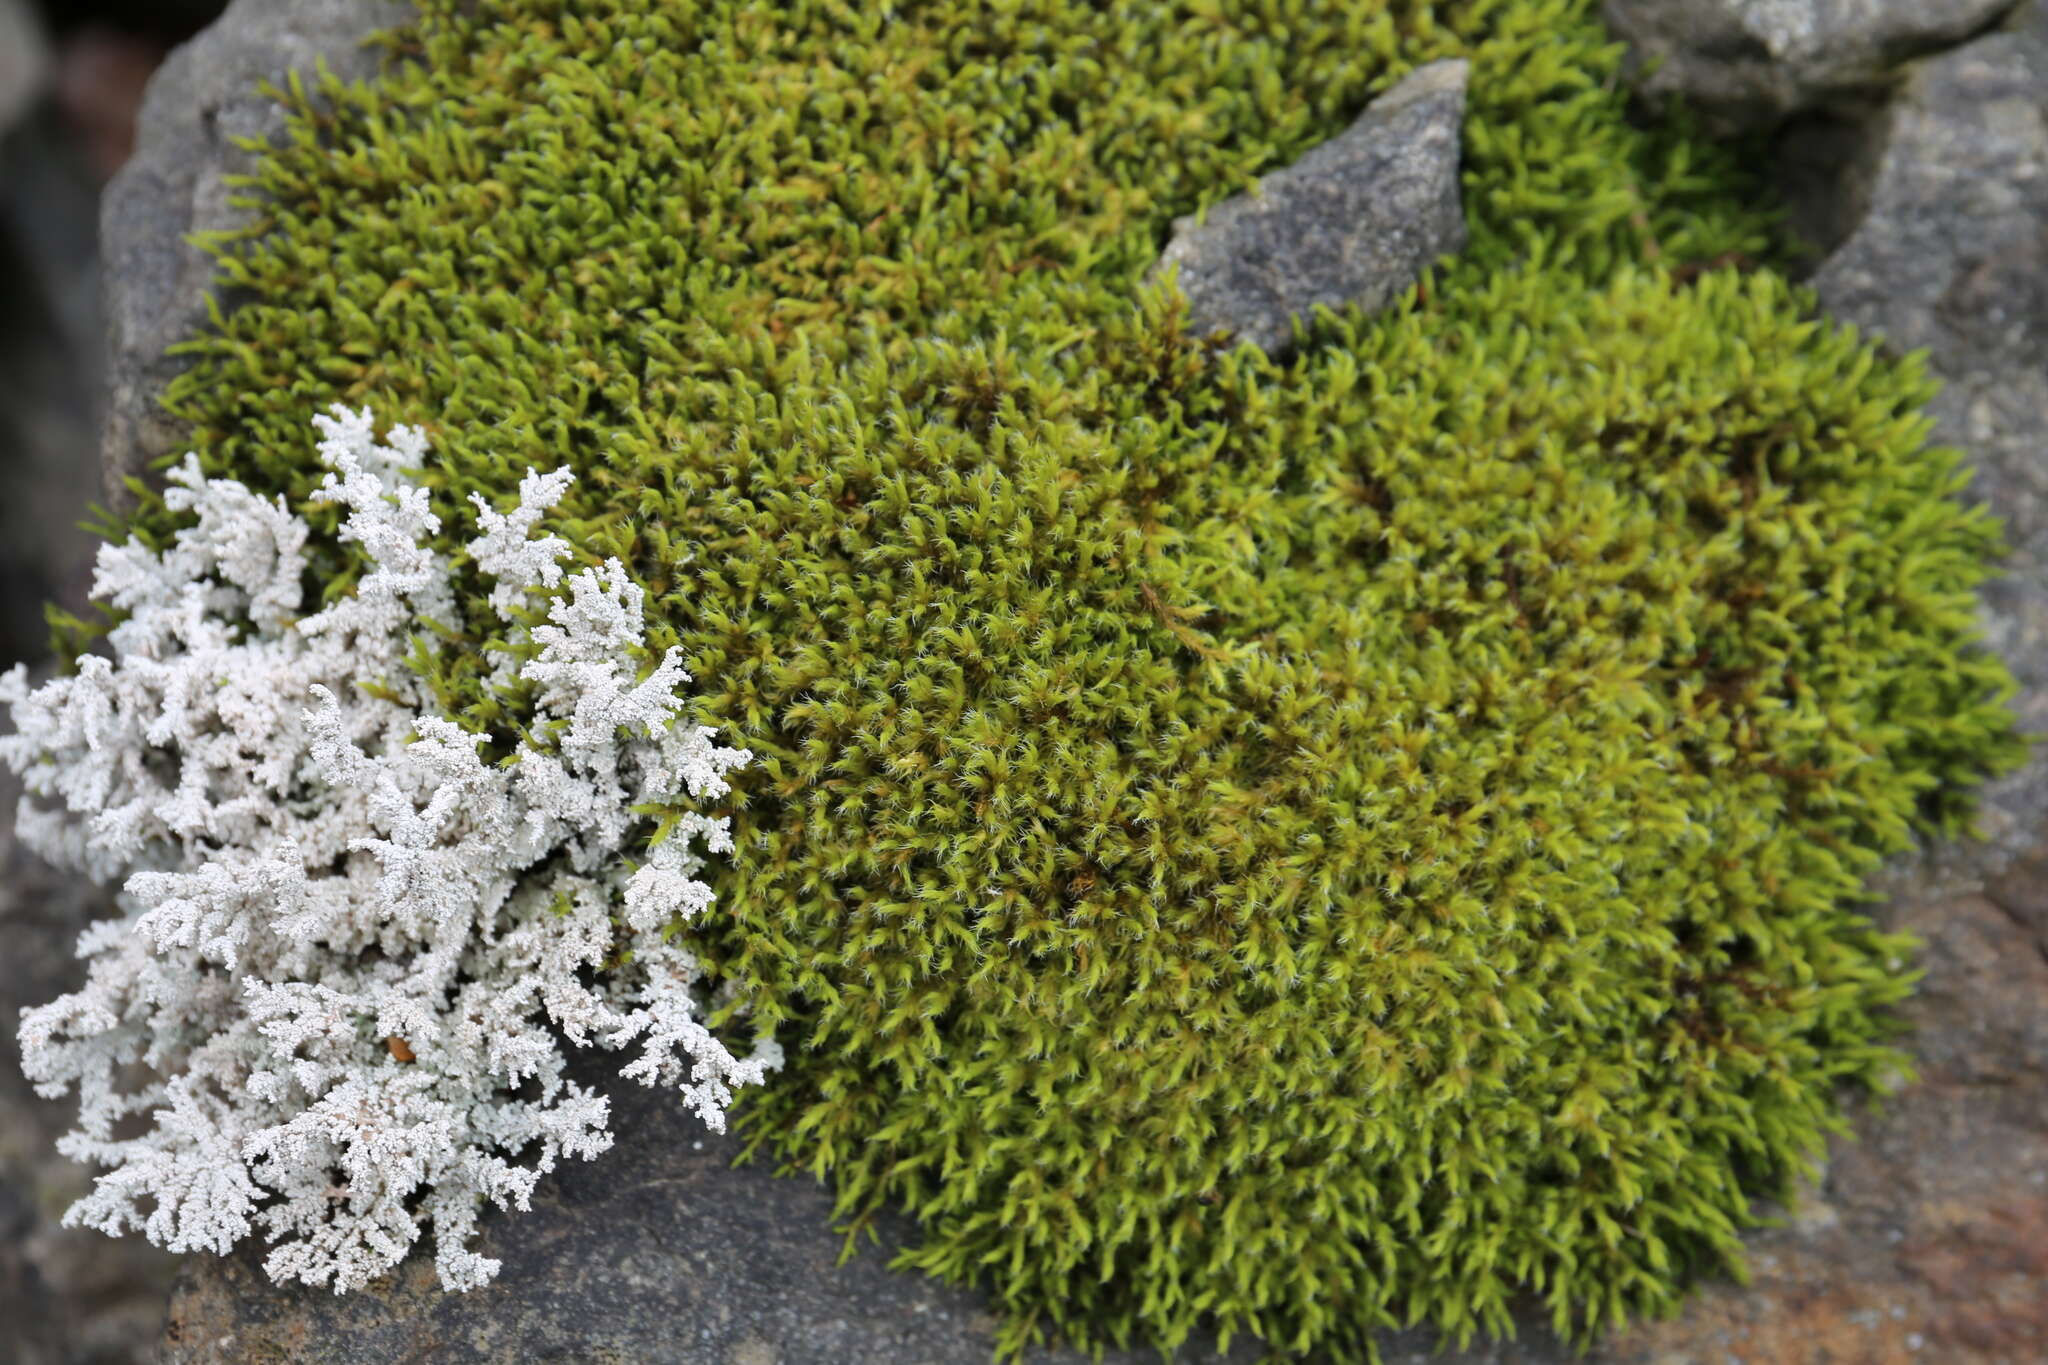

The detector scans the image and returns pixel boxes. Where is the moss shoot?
[120,0,2021,1359]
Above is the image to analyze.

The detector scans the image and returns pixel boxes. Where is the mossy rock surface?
[121,0,2023,1359]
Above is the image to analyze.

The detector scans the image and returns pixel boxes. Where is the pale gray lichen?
[1,406,773,1295]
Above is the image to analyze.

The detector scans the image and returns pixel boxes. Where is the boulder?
[97,0,410,510]
[1603,0,2014,131]
[114,3,2048,1361]
[1148,59,1468,359]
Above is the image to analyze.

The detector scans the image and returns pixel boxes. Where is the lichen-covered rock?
[1604,0,2014,131]
[97,0,409,509]
[1147,59,1467,357]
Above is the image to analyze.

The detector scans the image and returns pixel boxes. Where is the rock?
[1603,0,2014,131]
[1805,0,2048,873]
[159,1057,1267,1365]
[1566,894,2048,1365]
[0,772,182,1365]
[0,0,49,140]
[1148,59,1468,358]
[1766,93,1895,260]
[126,6,2048,1361]
[97,0,411,510]
[1564,5,2048,1361]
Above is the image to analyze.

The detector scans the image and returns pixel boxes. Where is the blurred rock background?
[0,0,222,666]
[1,6,222,1362]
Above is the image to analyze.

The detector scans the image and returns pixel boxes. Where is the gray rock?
[97,0,411,510]
[1148,59,1468,359]
[158,1060,1268,1365]
[1604,0,2014,131]
[0,0,48,140]
[120,6,2048,1362]
[1807,0,2048,872]
[0,770,182,1365]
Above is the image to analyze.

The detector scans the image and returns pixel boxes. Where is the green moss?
[119,0,2020,1359]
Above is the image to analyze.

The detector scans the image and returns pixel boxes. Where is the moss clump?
[122,0,2020,1359]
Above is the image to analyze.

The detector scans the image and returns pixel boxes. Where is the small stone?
[1147,60,1468,359]
[1788,1196,1841,1235]
[1603,0,2014,131]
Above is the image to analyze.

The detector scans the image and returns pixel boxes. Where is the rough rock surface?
[1603,0,2015,131]
[158,1059,1270,1365]
[97,0,410,510]
[1805,0,2048,900]
[0,771,183,1365]
[1148,59,1467,359]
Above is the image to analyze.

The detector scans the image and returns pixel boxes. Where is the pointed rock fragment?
[1149,59,1468,359]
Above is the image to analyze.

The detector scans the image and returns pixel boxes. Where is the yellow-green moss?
[113,0,2021,1360]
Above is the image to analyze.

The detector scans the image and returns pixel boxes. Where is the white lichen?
[1,406,771,1295]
